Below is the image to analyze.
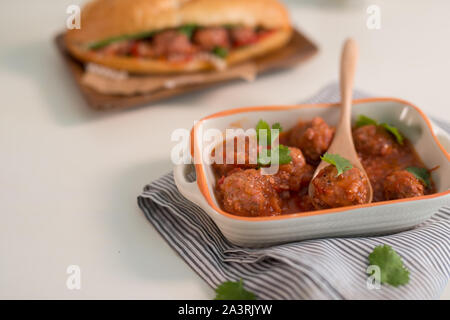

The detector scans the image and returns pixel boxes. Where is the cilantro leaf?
[381,123,404,145]
[356,115,378,127]
[257,145,291,166]
[320,153,353,176]
[368,245,410,287]
[406,167,430,187]
[88,24,198,50]
[271,123,282,131]
[178,24,197,39]
[212,46,228,58]
[355,115,404,145]
[256,120,271,147]
[256,120,283,147]
[214,279,257,300]
[275,145,292,165]
[88,30,156,50]
[271,123,282,143]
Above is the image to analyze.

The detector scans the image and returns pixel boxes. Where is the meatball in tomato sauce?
[272,147,314,192]
[383,170,425,200]
[217,169,282,217]
[211,136,259,177]
[288,117,335,164]
[311,166,370,209]
[353,124,396,156]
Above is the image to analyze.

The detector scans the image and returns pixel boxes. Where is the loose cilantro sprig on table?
[406,166,431,187]
[320,153,353,176]
[355,115,404,145]
[368,245,410,287]
[255,120,291,165]
[214,279,257,300]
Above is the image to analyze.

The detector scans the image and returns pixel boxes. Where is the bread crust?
[65,0,292,74]
[66,0,290,44]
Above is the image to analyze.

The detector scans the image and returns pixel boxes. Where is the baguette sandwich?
[65,0,293,74]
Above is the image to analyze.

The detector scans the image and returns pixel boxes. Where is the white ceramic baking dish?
[174,98,450,247]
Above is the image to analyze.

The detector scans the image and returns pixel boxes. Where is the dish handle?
[173,163,207,208]
[430,120,450,153]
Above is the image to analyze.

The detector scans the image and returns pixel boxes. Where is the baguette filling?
[88,25,276,64]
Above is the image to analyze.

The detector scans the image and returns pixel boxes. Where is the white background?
[0,0,449,299]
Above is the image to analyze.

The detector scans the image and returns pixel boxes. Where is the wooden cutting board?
[55,29,318,110]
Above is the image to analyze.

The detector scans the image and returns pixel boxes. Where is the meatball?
[230,27,257,46]
[211,136,258,177]
[311,165,370,209]
[383,170,425,200]
[218,169,282,217]
[152,30,196,59]
[272,147,314,192]
[289,117,335,164]
[101,41,133,55]
[296,194,316,212]
[132,41,154,57]
[193,27,230,51]
[353,124,396,156]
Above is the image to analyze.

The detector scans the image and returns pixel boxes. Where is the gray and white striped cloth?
[138,84,450,300]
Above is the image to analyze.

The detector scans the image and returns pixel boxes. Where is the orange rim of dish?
[190,97,450,222]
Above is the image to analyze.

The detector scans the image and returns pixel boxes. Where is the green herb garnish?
[87,24,198,50]
[274,145,292,165]
[355,115,378,127]
[320,152,353,176]
[215,279,257,300]
[271,122,282,131]
[178,24,197,38]
[368,245,410,287]
[256,119,271,146]
[212,46,228,58]
[381,123,404,145]
[257,145,291,166]
[256,120,283,146]
[255,120,290,166]
[406,167,431,187]
[355,115,404,145]
[87,30,156,50]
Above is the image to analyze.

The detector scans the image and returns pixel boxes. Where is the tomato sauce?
[212,119,436,217]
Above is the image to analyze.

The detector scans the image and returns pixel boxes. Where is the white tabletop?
[1,0,449,299]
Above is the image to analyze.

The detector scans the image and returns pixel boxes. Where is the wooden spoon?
[308,38,373,203]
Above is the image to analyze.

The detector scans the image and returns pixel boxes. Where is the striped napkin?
[138,84,450,300]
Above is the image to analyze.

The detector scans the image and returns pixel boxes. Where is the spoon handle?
[329,39,358,156]
[340,39,358,126]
